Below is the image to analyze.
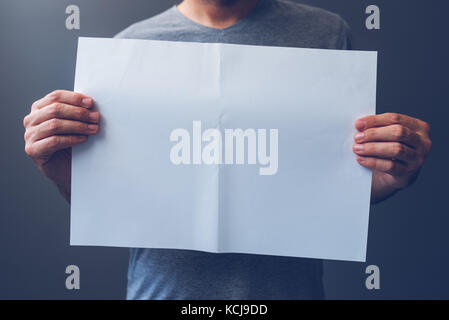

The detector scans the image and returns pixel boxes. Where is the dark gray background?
[1,0,448,299]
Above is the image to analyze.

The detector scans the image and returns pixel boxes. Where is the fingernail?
[82,98,93,107]
[88,124,98,132]
[354,132,364,142]
[356,156,365,163]
[355,120,366,131]
[354,144,364,152]
[89,111,100,122]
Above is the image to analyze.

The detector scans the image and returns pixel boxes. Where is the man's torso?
[115,0,351,300]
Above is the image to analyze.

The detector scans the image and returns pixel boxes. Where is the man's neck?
[177,0,260,29]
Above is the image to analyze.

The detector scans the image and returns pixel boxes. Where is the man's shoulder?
[277,0,342,20]
[272,1,351,49]
[276,1,349,34]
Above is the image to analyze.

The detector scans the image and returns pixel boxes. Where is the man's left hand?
[353,113,432,203]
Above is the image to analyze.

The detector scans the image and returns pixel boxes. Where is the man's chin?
[203,0,245,8]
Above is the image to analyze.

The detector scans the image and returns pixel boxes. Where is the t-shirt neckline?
[171,0,270,33]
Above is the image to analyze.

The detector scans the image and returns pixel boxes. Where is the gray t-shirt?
[115,0,351,300]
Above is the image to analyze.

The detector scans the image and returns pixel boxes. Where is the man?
[23,0,432,299]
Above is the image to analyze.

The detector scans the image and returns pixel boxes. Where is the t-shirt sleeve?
[113,22,142,39]
[338,18,353,50]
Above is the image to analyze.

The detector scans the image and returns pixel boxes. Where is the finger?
[31,90,94,111]
[355,113,423,132]
[25,135,88,159]
[353,142,417,163]
[26,103,100,127]
[30,118,99,142]
[356,156,408,176]
[354,124,422,149]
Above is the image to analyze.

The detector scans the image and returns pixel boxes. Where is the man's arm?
[24,90,100,203]
[353,113,432,204]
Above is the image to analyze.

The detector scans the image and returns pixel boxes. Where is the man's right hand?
[24,90,100,202]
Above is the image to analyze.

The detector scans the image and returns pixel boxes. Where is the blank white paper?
[71,37,377,262]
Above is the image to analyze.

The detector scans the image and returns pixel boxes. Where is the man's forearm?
[370,170,419,204]
[57,183,71,204]
[371,185,400,204]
